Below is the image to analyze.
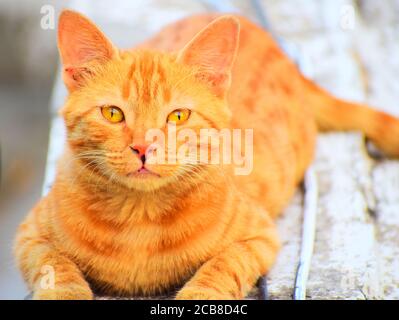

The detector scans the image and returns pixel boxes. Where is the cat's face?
[58,10,239,191]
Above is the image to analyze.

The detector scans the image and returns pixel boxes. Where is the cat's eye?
[101,105,124,123]
[167,109,191,125]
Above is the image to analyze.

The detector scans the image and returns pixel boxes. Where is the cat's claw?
[33,285,93,300]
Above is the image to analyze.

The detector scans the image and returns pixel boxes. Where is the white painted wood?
[372,161,399,299]
[294,167,318,300]
[267,192,303,299]
[264,0,399,299]
[308,133,381,299]
[41,69,66,196]
[354,0,399,299]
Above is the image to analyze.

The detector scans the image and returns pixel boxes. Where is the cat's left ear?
[177,16,240,98]
[58,10,118,91]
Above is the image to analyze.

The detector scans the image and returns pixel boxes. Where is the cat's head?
[58,10,239,191]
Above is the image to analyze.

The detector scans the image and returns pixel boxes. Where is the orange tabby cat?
[14,10,399,300]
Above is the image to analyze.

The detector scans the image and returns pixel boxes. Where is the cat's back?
[138,14,286,83]
[139,13,308,126]
[140,14,317,215]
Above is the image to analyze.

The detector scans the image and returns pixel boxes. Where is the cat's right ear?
[58,10,117,91]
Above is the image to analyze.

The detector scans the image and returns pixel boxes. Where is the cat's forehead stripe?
[122,60,135,100]
[123,54,171,104]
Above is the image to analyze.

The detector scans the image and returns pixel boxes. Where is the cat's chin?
[122,172,168,192]
[127,167,161,179]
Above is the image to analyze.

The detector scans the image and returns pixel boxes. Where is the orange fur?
[14,11,399,300]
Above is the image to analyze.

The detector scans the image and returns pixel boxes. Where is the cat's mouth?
[126,166,161,179]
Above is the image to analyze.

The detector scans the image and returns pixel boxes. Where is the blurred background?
[1,0,399,299]
[0,0,63,299]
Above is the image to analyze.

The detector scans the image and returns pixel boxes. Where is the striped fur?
[14,11,399,300]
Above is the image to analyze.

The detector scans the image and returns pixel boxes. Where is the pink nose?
[130,144,149,163]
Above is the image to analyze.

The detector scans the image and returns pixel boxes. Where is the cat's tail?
[304,78,399,157]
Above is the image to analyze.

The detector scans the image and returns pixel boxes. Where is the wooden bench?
[41,0,399,299]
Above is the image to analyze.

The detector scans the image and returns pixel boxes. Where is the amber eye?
[101,105,124,123]
[167,109,191,124]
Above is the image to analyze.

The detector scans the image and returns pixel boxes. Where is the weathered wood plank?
[267,192,303,299]
[372,162,399,299]
[308,133,380,299]
[263,0,398,299]
[355,0,399,299]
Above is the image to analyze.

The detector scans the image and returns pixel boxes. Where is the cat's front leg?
[14,206,93,300]
[176,213,280,300]
[31,256,93,300]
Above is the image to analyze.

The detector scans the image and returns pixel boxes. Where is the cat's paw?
[175,286,234,300]
[33,284,93,300]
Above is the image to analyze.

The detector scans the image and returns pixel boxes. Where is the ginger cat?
[14,10,399,300]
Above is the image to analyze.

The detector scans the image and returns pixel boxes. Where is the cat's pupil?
[177,112,181,120]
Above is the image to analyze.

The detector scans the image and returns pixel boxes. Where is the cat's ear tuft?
[58,10,117,91]
[177,16,240,98]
